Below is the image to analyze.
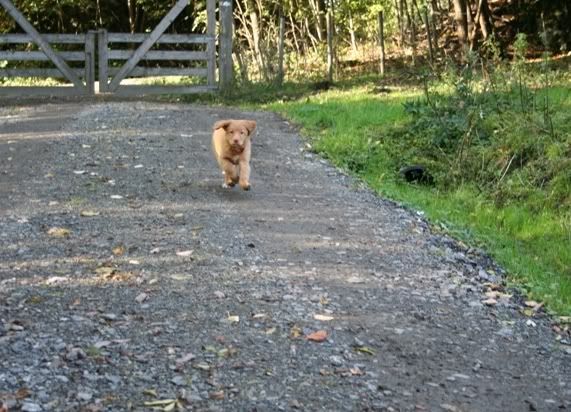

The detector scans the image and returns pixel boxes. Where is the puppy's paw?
[222,182,235,189]
[240,182,251,191]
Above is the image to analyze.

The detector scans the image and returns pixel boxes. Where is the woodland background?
[1,0,570,82]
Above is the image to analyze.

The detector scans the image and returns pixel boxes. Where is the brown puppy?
[212,119,257,190]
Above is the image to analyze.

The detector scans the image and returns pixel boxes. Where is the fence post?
[219,0,233,92]
[98,29,108,93]
[276,12,285,85]
[424,9,434,65]
[206,0,216,87]
[85,31,96,95]
[378,11,385,74]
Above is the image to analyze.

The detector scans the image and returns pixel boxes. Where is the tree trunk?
[452,0,469,47]
[378,11,385,74]
[478,0,493,40]
[246,0,267,81]
[424,9,434,64]
[326,4,334,82]
[277,11,285,85]
[394,0,404,47]
[348,10,358,54]
[308,0,325,41]
[127,0,136,33]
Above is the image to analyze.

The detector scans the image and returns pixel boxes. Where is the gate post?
[206,0,216,87]
[219,0,233,92]
[85,31,96,95]
[98,29,109,93]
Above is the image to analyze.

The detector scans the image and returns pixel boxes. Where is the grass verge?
[263,82,571,316]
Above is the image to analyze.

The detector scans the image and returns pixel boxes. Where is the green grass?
[263,82,571,315]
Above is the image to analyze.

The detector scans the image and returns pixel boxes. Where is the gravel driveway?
[1,101,569,412]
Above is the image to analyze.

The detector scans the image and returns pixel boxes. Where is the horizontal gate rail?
[99,30,216,95]
[0,32,95,96]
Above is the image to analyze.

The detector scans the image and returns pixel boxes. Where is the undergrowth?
[266,44,571,314]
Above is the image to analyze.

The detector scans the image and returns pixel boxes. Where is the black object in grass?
[399,165,434,185]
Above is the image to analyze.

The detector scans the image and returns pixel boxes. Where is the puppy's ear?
[213,120,232,131]
[245,120,257,136]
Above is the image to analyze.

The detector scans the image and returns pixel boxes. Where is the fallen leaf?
[142,389,157,398]
[227,315,240,324]
[80,210,100,217]
[319,296,330,305]
[213,291,225,299]
[209,390,224,400]
[264,327,276,335]
[47,227,71,238]
[252,313,267,319]
[347,276,365,284]
[93,340,112,349]
[112,245,126,256]
[354,346,375,355]
[143,399,177,411]
[192,362,211,371]
[95,266,114,275]
[290,325,302,339]
[175,353,195,370]
[135,293,148,303]
[306,330,328,342]
[314,314,334,321]
[176,250,193,257]
[350,367,365,376]
[482,298,497,306]
[522,308,535,317]
[483,282,503,290]
[15,387,31,399]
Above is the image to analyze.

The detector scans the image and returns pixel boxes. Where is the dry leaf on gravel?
[354,346,375,355]
[47,227,71,237]
[175,353,195,370]
[112,245,126,256]
[209,391,224,400]
[142,389,157,398]
[143,399,179,411]
[135,293,148,303]
[95,266,115,275]
[227,315,240,324]
[482,298,497,306]
[80,210,100,217]
[192,362,211,371]
[176,250,193,257]
[290,325,302,339]
[314,314,334,321]
[350,367,365,376]
[306,330,328,342]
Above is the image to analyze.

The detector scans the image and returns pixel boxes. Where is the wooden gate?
[0,0,231,96]
[0,0,95,96]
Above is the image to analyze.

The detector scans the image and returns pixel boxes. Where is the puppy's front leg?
[238,144,252,190]
[238,159,251,190]
[221,158,239,187]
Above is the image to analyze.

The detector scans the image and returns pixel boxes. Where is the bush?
[380,42,571,212]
